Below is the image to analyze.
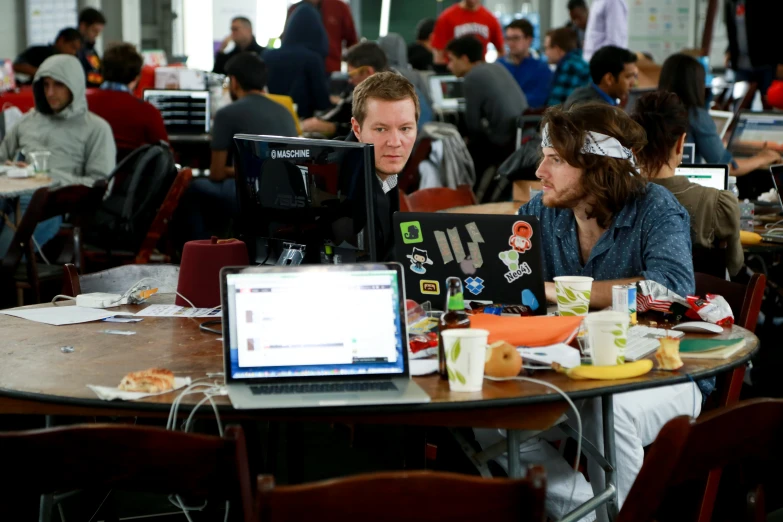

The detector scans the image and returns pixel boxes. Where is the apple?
[484,340,523,378]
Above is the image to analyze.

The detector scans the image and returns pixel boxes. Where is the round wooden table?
[0,299,757,419]
[0,298,758,520]
[0,175,55,199]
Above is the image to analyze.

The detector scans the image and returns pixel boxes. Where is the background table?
[0,175,54,199]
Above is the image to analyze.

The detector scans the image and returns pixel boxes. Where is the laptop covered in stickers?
[392,213,546,315]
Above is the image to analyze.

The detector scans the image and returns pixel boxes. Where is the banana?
[553,360,653,380]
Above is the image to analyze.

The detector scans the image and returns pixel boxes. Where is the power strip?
[75,292,123,308]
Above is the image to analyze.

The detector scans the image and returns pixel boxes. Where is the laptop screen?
[142,89,210,134]
[728,112,783,157]
[675,165,728,190]
[225,269,405,380]
[681,143,695,165]
[429,76,464,108]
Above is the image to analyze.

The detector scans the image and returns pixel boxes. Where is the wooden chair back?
[616,399,783,522]
[397,136,432,194]
[398,189,411,212]
[692,271,767,521]
[135,167,193,263]
[694,272,766,332]
[0,424,254,522]
[257,467,547,522]
[1,181,107,305]
[62,262,180,297]
[405,184,477,213]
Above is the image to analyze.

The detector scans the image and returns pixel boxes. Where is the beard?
[541,182,586,209]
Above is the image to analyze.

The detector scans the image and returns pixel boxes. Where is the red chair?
[616,399,783,522]
[404,185,477,213]
[692,271,766,522]
[397,137,432,194]
[257,468,547,522]
[0,87,36,112]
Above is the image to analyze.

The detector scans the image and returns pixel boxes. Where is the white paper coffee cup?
[554,276,593,316]
[585,311,629,366]
[441,329,488,392]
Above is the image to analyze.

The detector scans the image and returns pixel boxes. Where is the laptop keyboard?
[250,381,398,395]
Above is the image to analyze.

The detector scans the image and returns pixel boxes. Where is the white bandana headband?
[541,123,637,167]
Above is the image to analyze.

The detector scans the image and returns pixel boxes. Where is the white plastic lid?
[728,176,738,183]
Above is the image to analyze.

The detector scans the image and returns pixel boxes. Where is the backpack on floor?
[89,142,178,253]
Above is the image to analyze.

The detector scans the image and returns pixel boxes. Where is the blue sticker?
[521,289,540,311]
[465,277,485,295]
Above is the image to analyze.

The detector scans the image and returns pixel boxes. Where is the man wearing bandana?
[475,103,699,522]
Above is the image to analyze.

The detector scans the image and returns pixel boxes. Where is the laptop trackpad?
[311,394,361,404]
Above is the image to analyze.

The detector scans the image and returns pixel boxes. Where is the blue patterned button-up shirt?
[518,183,695,297]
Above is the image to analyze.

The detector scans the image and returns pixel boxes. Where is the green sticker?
[400,221,423,244]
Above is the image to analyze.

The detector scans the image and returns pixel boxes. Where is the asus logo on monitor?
[275,195,307,208]
[271,149,311,159]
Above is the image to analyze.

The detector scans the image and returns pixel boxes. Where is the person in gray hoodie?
[0,54,115,257]
[378,33,433,107]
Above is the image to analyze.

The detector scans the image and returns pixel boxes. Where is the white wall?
[0,0,22,60]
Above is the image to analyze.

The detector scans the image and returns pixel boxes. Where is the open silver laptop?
[221,263,431,409]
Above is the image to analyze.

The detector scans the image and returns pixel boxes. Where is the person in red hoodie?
[431,0,504,65]
[286,0,358,74]
[87,43,168,159]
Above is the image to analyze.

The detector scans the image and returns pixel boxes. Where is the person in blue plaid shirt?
[544,27,591,106]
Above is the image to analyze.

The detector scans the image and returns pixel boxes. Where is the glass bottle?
[438,277,471,380]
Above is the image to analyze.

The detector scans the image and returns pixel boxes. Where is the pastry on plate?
[118,368,175,393]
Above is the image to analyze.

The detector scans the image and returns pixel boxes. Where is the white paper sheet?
[0,306,135,326]
[135,304,221,318]
[87,377,192,401]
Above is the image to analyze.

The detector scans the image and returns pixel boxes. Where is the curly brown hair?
[541,103,648,228]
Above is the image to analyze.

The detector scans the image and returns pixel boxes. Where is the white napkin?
[5,166,34,178]
[87,377,191,401]
[410,359,438,376]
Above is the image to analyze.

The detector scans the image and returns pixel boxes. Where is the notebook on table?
[221,263,430,409]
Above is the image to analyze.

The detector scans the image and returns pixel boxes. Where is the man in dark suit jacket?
[213,16,265,75]
[725,0,783,94]
[346,71,420,261]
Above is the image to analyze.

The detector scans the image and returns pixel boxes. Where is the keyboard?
[250,381,398,395]
[624,326,685,361]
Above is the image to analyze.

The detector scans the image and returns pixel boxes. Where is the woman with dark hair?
[659,53,780,176]
[631,91,743,276]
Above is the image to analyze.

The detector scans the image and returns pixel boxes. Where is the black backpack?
[89,142,178,253]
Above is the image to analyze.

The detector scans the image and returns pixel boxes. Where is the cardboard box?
[154,67,205,90]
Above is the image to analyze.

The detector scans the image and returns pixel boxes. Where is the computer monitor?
[675,164,729,190]
[727,110,783,158]
[429,75,464,110]
[624,87,655,114]
[681,143,695,165]
[709,110,734,140]
[233,134,380,264]
[142,89,210,135]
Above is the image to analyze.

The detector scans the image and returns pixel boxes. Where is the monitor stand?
[276,242,306,266]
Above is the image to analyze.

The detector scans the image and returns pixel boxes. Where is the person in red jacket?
[87,43,168,159]
[430,0,504,65]
[286,0,358,74]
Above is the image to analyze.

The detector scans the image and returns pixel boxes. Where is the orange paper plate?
[470,314,584,347]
